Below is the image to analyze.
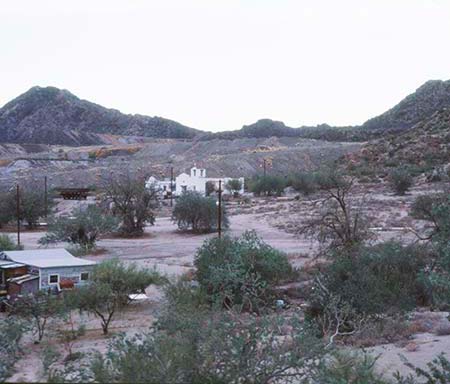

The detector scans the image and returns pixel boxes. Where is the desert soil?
[3,180,450,382]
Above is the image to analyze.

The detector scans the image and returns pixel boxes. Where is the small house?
[0,249,96,297]
[147,166,245,197]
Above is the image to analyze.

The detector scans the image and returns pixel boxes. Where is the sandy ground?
[3,182,450,382]
[3,211,312,278]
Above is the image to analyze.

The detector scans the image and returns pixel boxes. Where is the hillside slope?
[361,80,450,134]
[0,86,200,145]
[350,107,450,174]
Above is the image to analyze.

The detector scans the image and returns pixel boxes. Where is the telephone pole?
[217,180,222,239]
[44,176,48,218]
[16,184,20,246]
[170,166,174,207]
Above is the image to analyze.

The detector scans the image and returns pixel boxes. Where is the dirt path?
[1,212,310,278]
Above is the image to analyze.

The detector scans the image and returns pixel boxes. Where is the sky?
[1,0,450,132]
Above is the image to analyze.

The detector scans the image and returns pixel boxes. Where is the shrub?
[194,230,293,311]
[249,175,286,196]
[313,351,389,384]
[39,205,119,251]
[0,234,22,251]
[225,179,243,196]
[10,291,65,342]
[289,172,318,195]
[0,317,27,382]
[308,242,429,320]
[172,191,228,233]
[91,311,325,384]
[389,167,413,195]
[395,353,450,384]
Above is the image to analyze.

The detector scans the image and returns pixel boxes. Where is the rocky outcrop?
[361,80,450,134]
[0,86,200,146]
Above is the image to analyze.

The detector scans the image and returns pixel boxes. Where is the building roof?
[8,274,39,285]
[0,260,25,269]
[2,249,96,269]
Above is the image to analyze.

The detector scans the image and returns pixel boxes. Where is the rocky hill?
[0,86,200,146]
[361,80,450,134]
[349,107,450,175]
[201,79,450,141]
[2,79,450,146]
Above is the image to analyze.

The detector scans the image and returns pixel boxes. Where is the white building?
[146,167,244,197]
[175,167,244,196]
[145,176,174,199]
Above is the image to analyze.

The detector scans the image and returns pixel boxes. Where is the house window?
[200,169,204,177]
[80,272,89,281]
[193,169,196,176]
[48,274,59,284]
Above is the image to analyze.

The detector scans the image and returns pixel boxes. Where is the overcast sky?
[1,0,450,132]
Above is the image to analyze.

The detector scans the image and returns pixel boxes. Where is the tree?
[301,169,373,252]
[0,183,54,229]
[388,167,413,195]
[71,259,165,335]
[249,175,286,196]
[172,191,228,233]
[205,181,216,196]
[10,291,65,342]
[39,205,119,251]
[100,171,158,236]
[225,179,242,197]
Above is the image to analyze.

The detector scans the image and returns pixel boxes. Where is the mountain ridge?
[1,79,450,146]
[0,86,200,146]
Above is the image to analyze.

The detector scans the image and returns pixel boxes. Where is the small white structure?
[145,176,174,199]
[147,167,244,197]
[175,166,244,196]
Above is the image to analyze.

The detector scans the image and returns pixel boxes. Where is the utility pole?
[170,166,174,207]
[16,184,20,247]
[44,176,48,218]
[217,180,222,239]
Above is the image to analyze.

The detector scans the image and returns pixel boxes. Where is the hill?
[361,79,450,134]
[349,107,450,176]
[0,86,200,146]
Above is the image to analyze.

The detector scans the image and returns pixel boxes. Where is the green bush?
[194,230,293,311]
[289,172,318,195]
[0,234,22,251]
[313,351,389,384]
[308,242,429,318]
[0,318,27,382]
[395,353,450,383]
[388,167,414,195]
[172,191,228,233]
[248,175,286,196]
[91,311,324,384]
[39,205,119,251]
[225,179,242,196]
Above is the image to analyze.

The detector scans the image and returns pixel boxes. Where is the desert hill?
[0,86,200,146]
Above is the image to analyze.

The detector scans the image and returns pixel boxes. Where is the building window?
[48,274,59,284]
[193,169,196,176]
[80,272,89,281]
[200,169,204,177]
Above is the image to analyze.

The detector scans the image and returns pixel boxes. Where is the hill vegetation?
[0,86,199,146]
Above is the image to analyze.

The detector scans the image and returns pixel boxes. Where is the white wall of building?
[148,167,245,197]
